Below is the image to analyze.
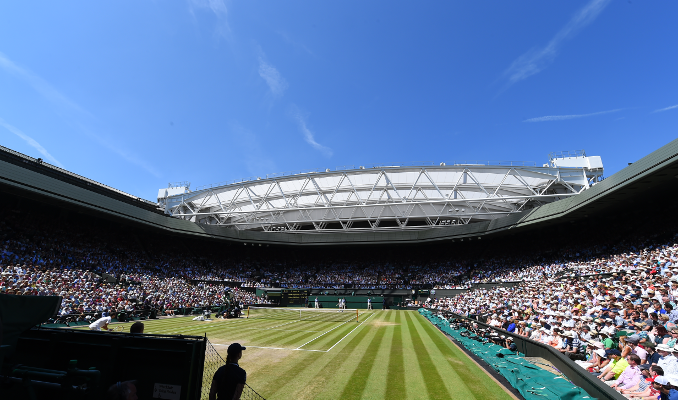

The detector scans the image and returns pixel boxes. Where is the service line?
[325,312,375,352]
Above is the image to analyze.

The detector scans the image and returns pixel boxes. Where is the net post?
[247,306,250,319]
[356,308,359,323]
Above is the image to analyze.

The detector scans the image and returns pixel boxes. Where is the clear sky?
[1,0,676,200]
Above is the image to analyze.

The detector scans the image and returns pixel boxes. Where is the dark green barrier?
[308,295,387,309]
[11,327,206,400]
[419,309,626,400]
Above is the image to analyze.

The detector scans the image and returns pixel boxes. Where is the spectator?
[210,343,246,400]
[608,354,641,392]
[653,376,678,400]
[129,322,144,334]
[598,349,628,381]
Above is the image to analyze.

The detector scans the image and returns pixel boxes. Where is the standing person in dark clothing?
[209,343,247,400]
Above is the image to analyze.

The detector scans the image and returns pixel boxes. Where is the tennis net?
[247,307,362,322]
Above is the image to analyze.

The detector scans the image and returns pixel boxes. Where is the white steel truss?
[158,164,600,233]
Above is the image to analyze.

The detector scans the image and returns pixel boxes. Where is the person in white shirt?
[89,315,113,331]
[657,344,678,384]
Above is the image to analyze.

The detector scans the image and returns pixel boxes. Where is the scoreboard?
[281,289,309,306]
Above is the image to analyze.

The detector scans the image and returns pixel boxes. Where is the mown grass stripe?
[285,313,375,400]
[274,324,340,347]
[237,320,338,344]
[414,313,515,400]
[249,320,330,342]
[252,317,373,398]
[338,312,389,400]
[256,352,324,397]
[385,311,406,399]
[359,311,393,399]
[403,311,451,400]
[386,310,395,323]
[299,321,365,351]
[408,312,479,399]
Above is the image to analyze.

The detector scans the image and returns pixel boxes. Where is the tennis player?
[89,313,115,331]
[367,298,372,310]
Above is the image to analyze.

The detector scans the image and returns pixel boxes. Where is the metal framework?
[158,160,603,233]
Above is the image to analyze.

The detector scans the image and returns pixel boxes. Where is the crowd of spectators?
[417,230,678,397]
[0,211,272,318]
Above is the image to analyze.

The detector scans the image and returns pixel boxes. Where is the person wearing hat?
[588,348,610,374]
[652,376,678,399]
[643,341,662,367]
[209,343,247,400]
[599,331,615,350]
[598,349,628,381]
[657,344,678,386]
[601,319,616,337]
[579,325,592,342]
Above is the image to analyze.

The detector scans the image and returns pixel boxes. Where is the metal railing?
[549,150,587,162]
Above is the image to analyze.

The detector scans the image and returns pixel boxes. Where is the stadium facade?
[157,152,603,232]
[0,140,677,245]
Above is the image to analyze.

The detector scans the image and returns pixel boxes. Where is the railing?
[549,150,587,161]
[168,181,191,189]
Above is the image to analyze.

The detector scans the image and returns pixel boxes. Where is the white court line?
[212,343,327,352]
[296,318,357,350]
[325,312,375,352]
[236,327,323,333]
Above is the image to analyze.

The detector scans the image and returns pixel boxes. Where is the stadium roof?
[158,158,602,233]
[0,139,677,245]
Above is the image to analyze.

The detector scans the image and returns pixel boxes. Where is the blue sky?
[1,0,676,200]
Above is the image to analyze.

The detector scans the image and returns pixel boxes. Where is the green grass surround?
[73,311,513,400]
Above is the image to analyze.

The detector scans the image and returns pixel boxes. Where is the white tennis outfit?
[89,316,111,331]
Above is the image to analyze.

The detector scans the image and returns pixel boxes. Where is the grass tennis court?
[75,310,514,400]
